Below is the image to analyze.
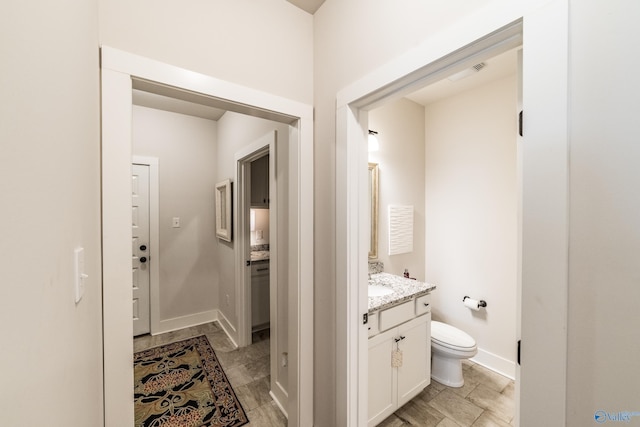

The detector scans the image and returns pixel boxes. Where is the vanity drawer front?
[415,294,431,316]
[379,300,414,332]
[367,312,379,337]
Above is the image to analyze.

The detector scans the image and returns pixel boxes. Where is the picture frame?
[215,179,232,242]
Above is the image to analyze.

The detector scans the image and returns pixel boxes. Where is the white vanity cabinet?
[368,296,431,427]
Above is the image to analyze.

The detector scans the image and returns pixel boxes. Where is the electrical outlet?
[281,352,288,367]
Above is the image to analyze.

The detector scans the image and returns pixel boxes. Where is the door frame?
[234,133,289,410]
[335,2,569,426]
[101,47,314,427]
[132,156,160,335]
[234,133,275,348]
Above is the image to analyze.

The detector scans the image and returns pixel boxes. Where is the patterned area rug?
[134,335,248,427]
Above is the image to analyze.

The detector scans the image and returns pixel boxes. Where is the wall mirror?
[368,162,379,259]
[215,179,232,242]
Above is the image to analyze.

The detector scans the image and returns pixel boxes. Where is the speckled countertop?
[251,251,270,262]
[368,273,436,313]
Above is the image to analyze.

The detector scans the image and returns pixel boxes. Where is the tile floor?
[133,321,287,426]
[134,322,515,427]
[378,359,515,427]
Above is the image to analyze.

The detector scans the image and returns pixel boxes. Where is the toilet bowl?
[430,321,477,387]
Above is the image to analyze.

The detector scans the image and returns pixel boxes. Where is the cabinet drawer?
[251,263,270,276]
[367,312,379,337]
[415,294,431,316]
[379,300,414,332]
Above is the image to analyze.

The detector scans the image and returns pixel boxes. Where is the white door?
[132,164,150,336]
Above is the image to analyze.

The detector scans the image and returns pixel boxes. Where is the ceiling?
[286,0,325,14]
[133,89,227,121]
[406,48,518,107]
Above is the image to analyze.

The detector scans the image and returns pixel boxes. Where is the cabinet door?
[250,155,269,207]
[368,327,397,427]
[251,263,270,327]
[396,313,431,407]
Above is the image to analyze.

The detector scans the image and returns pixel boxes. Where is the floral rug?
[134,335,248,427]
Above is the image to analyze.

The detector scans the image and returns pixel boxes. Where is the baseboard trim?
[470,348,516,380]
[270,389,288,419]
[216,309,239,349]
[156,310,217,335]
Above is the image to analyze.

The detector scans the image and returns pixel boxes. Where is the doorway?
[101,47,314,427]
[235,132,289,411]
[336,6,570,426]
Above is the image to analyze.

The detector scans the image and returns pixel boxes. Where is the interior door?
[132,163,150,336]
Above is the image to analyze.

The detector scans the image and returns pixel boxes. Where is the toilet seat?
[431,321,476,351]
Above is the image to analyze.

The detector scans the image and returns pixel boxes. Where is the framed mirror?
[215,179,232,242]
[368,162,379,259]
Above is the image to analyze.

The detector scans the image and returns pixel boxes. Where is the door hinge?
[519,110,523,137]
[363,313,368,325]
[517,339,521,365]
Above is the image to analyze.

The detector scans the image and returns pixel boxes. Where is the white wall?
[251,208,270,245]
[368,98,426,279]
[566,1,640,425]
[99,0,313,105]
[132,106,219,323]
[424,75,518,376]
[0,0,104,425]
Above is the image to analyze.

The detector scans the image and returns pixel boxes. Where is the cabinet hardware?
[423,303,429,307]
[394,335,406,343]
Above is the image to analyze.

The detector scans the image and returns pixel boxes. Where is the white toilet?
[430,321,477,387]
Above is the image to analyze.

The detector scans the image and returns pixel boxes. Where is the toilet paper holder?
[463,295,487,308]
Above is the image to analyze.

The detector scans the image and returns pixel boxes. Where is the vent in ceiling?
[448,62,487,82]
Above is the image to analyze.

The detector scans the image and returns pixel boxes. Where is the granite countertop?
[368,272,436,313]
[251,250,270,262]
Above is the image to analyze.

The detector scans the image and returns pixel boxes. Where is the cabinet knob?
[139,245,147,251]
[139,257,147,263]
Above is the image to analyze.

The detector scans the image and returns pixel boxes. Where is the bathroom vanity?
[367,273,436,427]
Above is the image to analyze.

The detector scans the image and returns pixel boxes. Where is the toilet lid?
[431,321,476,349]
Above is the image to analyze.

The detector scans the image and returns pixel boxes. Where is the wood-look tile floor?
[133,321,287,426]
[378,359,515,427]
[135,322,514,427]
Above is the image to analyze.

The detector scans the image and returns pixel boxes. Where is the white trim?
[132,156,160,335]
[101,46,313,427]
[335,2,569,426]
[156,310,218,335]
[216,309,240,349]
[470,349,516,380]
[270,389,289,419]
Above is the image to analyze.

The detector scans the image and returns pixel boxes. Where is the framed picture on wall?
[215,179,232,242]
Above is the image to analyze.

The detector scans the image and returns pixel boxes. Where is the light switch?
[74,247,87,303]
[172,217,180,228]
